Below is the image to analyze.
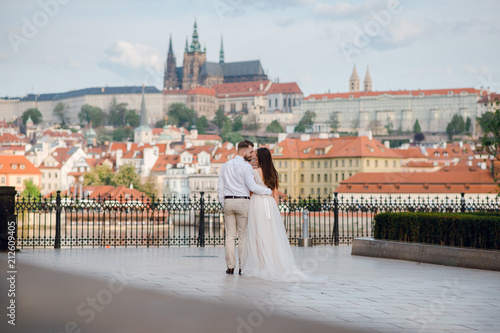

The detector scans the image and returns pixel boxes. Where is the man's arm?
[217,164,226,207]
[243,165,272,195]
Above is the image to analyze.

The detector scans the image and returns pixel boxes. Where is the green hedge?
[373,212,500,250]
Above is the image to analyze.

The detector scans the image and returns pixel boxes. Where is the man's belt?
[224,196,250,199]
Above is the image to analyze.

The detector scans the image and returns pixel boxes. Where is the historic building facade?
[297,67,485,135]
[163,21,268,90]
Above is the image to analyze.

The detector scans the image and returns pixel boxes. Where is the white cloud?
[276,17,295,27]
[104,41,161,70]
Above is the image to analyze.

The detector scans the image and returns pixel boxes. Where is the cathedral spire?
[164,34,178,89]
[363,66,372,92]
[190,19,202,52]
[168,34,173,55]
[349,65,360,92]
[219,36,224,64]
[185,36,189,52]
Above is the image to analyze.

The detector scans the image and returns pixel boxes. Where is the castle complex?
[163,21,268,90]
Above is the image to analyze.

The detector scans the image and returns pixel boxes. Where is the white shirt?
[218,155,272,206]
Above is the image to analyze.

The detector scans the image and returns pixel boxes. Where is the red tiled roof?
[196,134,222,141]
[273,136,401,159]
[405,161,436,168]
[0,155,41,175]
[337,171,498,194]
[0,133,28,143]
[306,88,483,101]
[151,155,180,172]
[188,86,216,96]
[268,82,302,94]
[213,80,270,98]
[394,147,426,159]
[152,128,163,135]
[162,89,190,95]
[478,93,500,104]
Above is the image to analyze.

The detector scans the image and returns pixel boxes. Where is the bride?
[241,147,317,282]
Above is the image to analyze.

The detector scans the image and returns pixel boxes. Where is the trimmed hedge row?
[373,212,500,250]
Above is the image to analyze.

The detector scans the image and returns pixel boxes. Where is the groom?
[217,140,272,275]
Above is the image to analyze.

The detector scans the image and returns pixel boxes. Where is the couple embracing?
[218,140,311,282]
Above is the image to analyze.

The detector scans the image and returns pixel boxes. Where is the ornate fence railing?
[13,191,500,248]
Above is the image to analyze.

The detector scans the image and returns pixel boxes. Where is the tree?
[233,115,243,132]
[213,107,228,130]
[108,99,128,127]
[222,132,244,145]
[20,179,41,200]
[294,111,316,133]
[465,116,472,133]
[222,118,233,136]
[83,165,114,186]
[414,132,425,143]
[53,102,69,126]
[385,119,394,135]
[446,114,466,140]
[112,127,134,142]
[413,119,421,134]
[329,113,340,132]
[22,108,43,125]
[266,120,284,133]
[125,110,140,127]
[195,116,208,134]
[78,104,107,127]
[167,103,195,128]
[140,176,158,198]
[478,101,500,164]
[113,164,142,189]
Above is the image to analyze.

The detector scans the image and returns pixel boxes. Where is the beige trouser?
[224,198,250,269]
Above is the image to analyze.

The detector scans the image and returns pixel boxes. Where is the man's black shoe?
[239,269,242,275]
[226,268,234,274]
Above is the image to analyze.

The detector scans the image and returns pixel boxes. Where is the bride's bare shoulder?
[256,168,263,176]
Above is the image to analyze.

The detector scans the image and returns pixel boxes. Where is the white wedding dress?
[241,169,319,282]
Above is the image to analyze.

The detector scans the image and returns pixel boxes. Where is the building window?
[311,188,314,194]
[341,173,345,181]
[230,104,236,112]
[324,188,328,194]
[283,98,286,107]
[317,174,320,182]
[20,164,25,170]
[324,174,328,182]
[317,188,320,195]
[349,160,352,167]
[367,160,370,167]
[317,161,320,168]
[284,161,287,168]
[335,173,338,182]
[385,160,388,167]
[275,99,278,107]
[375,160,378,168]
[284,174,287,182]
[311,174,314,183]
[279,161,282,168]
[342,160,345,167]
[12,164,17,170]
[356,160,359,167]
[324,161,328,168]
[300,174,304,182]
[311,161,314,168]
[242,103,248,112]
[335,160,338,167]
[284,188,287,195]
[300,188,304,195]
[301,162,304,168]
[221,105,225,113]
[48,172,51,178]
[269,99,271,107]
[393,161,396,167]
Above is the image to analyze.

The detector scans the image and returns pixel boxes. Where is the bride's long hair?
[256,147,279,190]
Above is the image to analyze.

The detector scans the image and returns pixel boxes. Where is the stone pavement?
[11,246,500,332]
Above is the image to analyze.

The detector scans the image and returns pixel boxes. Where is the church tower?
[182,20,207,89]
[134,86,152,144]
[349,65,360,92]
[219,36,224,64]
[363,67,372,92]
[164,35,179,90]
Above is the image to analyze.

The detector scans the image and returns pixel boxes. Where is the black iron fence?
[13,191,500,248]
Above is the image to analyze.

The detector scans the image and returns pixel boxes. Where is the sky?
[1,0,499,98]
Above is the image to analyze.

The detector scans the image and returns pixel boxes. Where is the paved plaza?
[8,245,500,332]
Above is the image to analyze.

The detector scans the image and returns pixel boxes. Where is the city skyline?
[1,0,499,97]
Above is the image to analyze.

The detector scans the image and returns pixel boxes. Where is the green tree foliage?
[112,127,134,142]
[266,120,284,133]
[213,107,228,130]
[195,116,208,134]
[294,111,316,133]
[83,165,114,186]
[167,103,195,128]
[53,102,69,126]
[385,119,394,135]
[478,101,500,161]
[20,179,41,200]
[113,164,142,189]
[155,119,166,128]
[413,119,421,134]
[108,99,128,127]
[446,114,465,140]
[222,132,244,145]
[330,113,340,132]
[125,110,140,127]
[233,115,243,132]
[465,116,472,133]
[78,104,108,127]
[414,132,425,142]
[22,108,43,125]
